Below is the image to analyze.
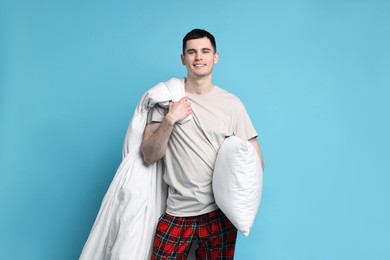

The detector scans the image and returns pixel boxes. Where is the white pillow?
[212,135,263,237]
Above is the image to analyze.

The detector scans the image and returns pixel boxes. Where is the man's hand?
[165,97,192,125]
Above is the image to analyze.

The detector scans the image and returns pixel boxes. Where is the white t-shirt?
[147,86,258,217]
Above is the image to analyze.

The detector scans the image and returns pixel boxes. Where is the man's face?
[181,37,219,79]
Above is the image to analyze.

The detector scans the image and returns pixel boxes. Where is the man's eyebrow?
[186,48,212,53]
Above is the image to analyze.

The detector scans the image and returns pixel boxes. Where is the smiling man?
[141,29,263,259]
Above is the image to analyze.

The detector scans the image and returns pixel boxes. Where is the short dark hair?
[182,29,217,54]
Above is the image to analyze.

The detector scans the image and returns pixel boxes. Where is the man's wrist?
[164,113,176,126]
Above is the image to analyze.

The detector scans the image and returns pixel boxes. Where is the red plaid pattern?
[151,209,237,259]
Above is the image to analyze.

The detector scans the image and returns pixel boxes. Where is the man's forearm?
[141,97,192,164]
[249,137,264,171]
[140,116,175,164]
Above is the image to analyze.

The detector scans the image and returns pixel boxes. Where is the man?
[141,29,264,259]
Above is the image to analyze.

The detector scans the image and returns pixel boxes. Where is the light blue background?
[1,0,389,259]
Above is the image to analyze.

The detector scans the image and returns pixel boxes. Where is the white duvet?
[80,78,190,260]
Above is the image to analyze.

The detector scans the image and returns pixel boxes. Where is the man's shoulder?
[214,86,243,104]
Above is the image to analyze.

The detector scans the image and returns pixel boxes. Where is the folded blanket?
[80,78,190,260]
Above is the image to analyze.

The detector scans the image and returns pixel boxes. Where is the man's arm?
[140,97,192,165]
[248,137,264,171]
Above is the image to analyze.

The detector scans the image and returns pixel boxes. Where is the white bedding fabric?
[212,135,263,237]
[80,78,191,260]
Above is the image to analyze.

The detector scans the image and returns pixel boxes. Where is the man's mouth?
[194,64,206,67]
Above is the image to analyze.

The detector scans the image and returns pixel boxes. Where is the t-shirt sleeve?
[233,100,258,141]
[146,104,167,124]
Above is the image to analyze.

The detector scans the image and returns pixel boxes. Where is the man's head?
[182,29,217,54]
[181,29,219,79]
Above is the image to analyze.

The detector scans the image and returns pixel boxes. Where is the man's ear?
[181,54,185,65]
[214,52,220,64]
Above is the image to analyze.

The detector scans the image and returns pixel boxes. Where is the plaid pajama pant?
[151,209,237,260]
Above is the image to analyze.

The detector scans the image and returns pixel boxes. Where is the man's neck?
[185,75,215,95]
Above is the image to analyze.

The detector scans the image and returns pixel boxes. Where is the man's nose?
[195,53,203,60]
